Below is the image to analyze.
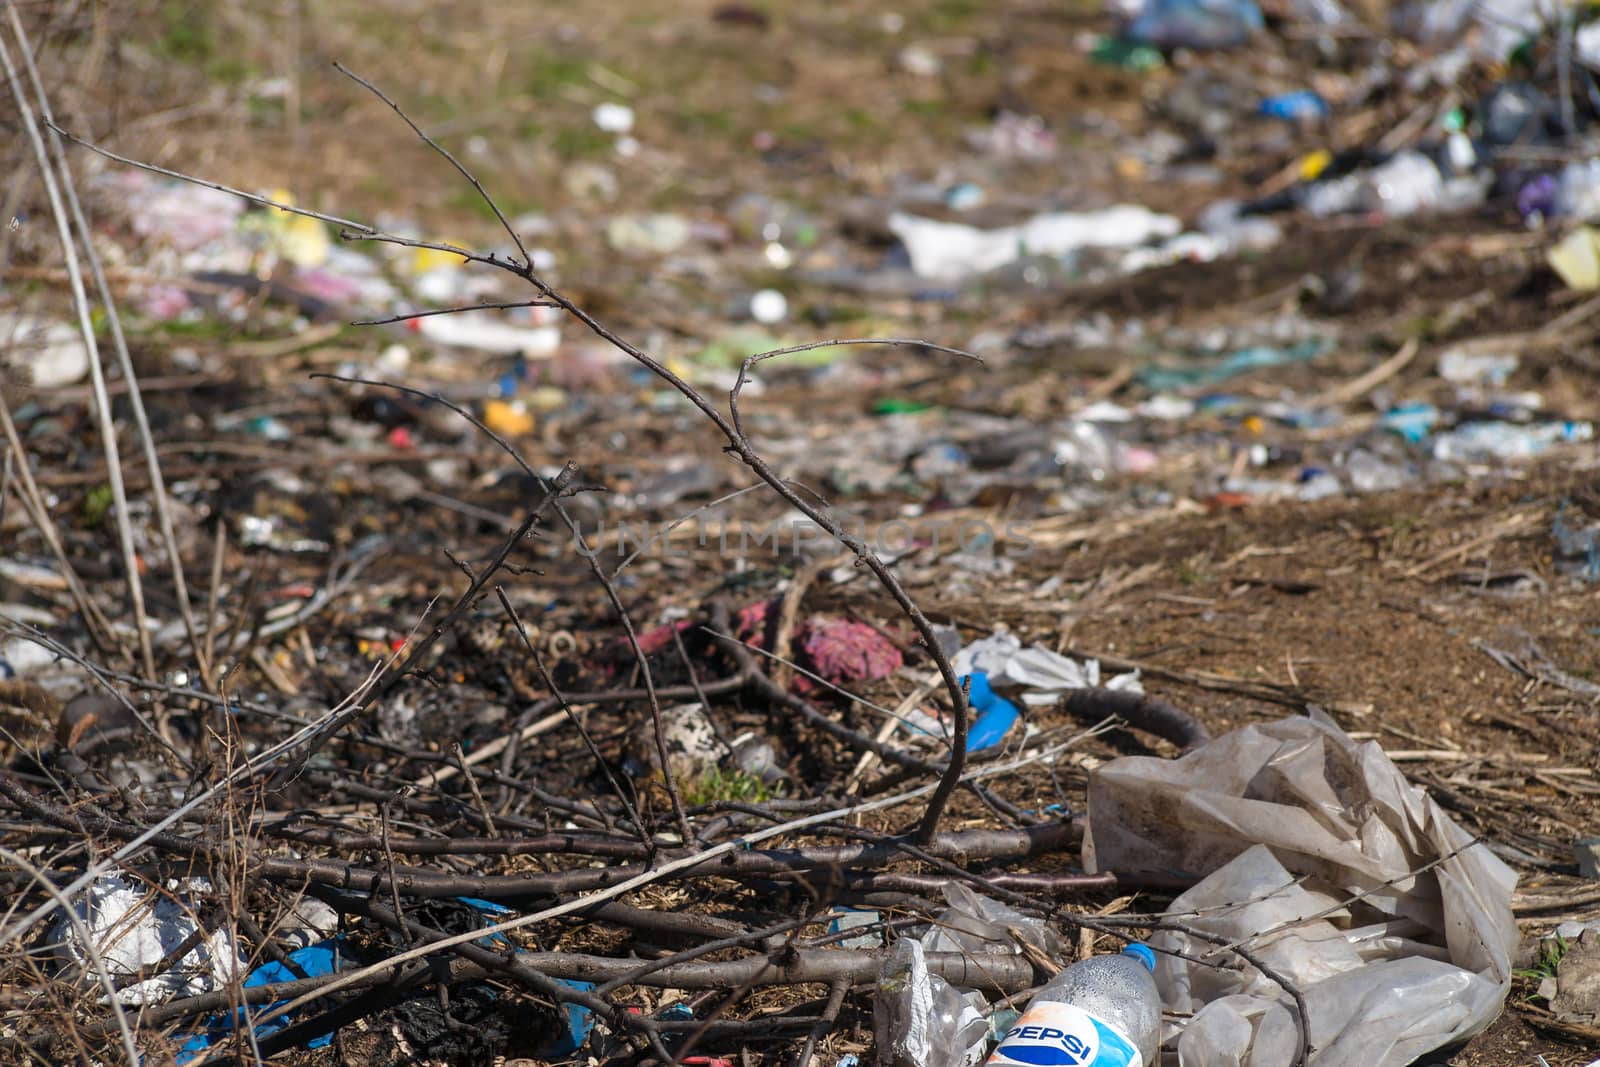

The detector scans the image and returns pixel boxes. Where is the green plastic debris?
[1137,338,1330,391]
[1091,35,1164,72]
[871,398,933,414]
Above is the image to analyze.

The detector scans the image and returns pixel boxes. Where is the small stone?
[1576,836,1600,879]
[1551,933,1600,1024]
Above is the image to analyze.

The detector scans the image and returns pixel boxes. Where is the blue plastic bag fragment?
[175,937,345,1062]
[1380,401,1439,443]
[544,978,597,1055]
[961,671,1020,752]
[242,939,342,1047]
[1260,90,1328,121]
[1127,0,1263,49]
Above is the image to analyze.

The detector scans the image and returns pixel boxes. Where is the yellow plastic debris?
[1298,149,1332,182]
[411,243,472,274]
[483,399,535,436]
[1548,226,1600,291]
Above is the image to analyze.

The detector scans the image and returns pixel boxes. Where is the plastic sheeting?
[1082,711,1517,1066]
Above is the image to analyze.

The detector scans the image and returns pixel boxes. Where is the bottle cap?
[1122,942,1156,972]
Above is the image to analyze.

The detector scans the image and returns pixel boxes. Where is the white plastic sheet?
[953,631,1141,707]
[49,875,242,1005]
[1083,712,1517,1066]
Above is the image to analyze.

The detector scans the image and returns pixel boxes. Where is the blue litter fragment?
[243,940,342,1048]
[545,978,597,1056]
[827,906,883,949]
[457,896,516,945]
[658,1002,696,1021]
[962,671,1021,752]
[1260,91,1328,121]
[1127,0,1264,49]
[1139,339,1330,391]
[457,896,514,915]
[1381,401,1439,443]
[176,937,345,1062]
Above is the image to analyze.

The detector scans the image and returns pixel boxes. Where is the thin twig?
[8,3,210,687]
[350,298,556,326]
[1,23,155,678]
[0,846,141,1067]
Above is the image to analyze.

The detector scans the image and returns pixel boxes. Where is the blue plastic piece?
[544,978,597,1055]
[1122,942,1158,973]
[1260,91,1328,121]
[1140,339,1329,391]
[1380,402,1439,443]
[1127,0,1264,49]
[175,937,345,1062]
[961,671,1022,753]
[457,896,514,915]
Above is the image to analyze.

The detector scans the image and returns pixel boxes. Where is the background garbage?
[2,0,1599,1065]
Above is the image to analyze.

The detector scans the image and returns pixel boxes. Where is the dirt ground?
[5,1,1600,1065]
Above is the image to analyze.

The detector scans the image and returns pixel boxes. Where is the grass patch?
[522,49,590,99]
[1515,935,1568,1000]
[551,124,615,161]
[1175,552,1213,586]
[683,768,781,806]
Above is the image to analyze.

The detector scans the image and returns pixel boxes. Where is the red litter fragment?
[631,618,695,656]
[798,616,901,687]
[734,601,902,691]
[735,598,777,650]
[387,426,414,449]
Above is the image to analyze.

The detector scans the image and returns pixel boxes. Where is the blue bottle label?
[985,1001,1142,1067]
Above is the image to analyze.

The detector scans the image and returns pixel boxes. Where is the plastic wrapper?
[1083,712,1517,1066]
[954,631,1141,708]
[874,939,989,1067]
[919,882,1062,960]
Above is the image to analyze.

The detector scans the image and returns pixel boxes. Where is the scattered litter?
[888,206,1181,281]
[1,315,88,389]
[49,875,241,1005]
[748,288,788,324]
[955,631,1140,708]
[1125,0,1264,49]
[1086,712,1517,1067]
[1260,91,1328,122]
[1549,226,1600,290]
[989,943,1159,1067]
[1431,420,1594,462]
[592,102,635,134]
[800,617,904,688]
[874,938,989,1067]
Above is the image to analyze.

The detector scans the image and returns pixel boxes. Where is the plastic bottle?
[986,943,1160,1067]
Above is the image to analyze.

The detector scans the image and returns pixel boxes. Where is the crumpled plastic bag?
[49,874,242,1005]
[954,631,1141,707]
[1082,711,1517,1066]
[874,939,990,1067]
[919,882,1062,960]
